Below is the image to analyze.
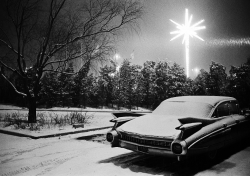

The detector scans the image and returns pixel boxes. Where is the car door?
[215,100,248,146]
[211,101,233,147]
[228,101,250,144]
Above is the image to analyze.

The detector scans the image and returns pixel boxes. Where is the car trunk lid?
[117,114,182,139]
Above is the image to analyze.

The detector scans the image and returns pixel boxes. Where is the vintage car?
[106,96,250,161]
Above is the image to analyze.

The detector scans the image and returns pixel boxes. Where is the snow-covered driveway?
[0,131,152,176]
[1,132,250,176]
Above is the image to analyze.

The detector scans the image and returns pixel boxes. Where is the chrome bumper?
[119,140,175,157]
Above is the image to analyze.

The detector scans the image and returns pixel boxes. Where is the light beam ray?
[191,20,205,28]
[170,9,205,77]
[193,33,204,41]
[170,30,182,34]
[169,19,181,27]
[170,32,184,41]
[193,26,206,30]
[188,15,193,26]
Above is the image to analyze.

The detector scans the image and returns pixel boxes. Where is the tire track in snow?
[0,140,86,176]
[0,153,77,176]
[0,143,51,164]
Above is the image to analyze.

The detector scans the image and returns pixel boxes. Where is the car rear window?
[153,101,213,118]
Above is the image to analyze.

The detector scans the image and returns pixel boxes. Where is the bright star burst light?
[170,9,205,77]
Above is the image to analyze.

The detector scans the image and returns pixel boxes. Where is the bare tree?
[0,0,143,122]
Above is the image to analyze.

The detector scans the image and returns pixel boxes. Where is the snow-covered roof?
[165,96,236,107]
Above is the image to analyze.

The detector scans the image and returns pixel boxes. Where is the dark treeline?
[1,58,250,110]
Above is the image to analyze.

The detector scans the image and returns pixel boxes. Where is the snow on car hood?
[117,114,182,139]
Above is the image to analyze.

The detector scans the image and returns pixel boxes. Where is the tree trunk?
[28,97,37,123]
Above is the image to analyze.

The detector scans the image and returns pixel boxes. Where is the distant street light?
[114,53,121,61]
[170,9,205,77]
[192,67,200,77]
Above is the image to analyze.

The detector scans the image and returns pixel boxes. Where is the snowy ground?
[1,131,250,176]
[0,110,114,137]
[0,104,150,137]
[1,105,250,176]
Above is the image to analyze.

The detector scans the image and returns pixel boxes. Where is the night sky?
[115,0,250,77]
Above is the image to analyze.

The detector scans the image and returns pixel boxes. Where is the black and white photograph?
[0,0,250,175]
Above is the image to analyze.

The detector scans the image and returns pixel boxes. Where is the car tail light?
[172,143,183,154]
[106,133,113,142]
[106,130,119,146]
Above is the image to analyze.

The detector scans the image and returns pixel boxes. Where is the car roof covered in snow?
[165,96,236,107]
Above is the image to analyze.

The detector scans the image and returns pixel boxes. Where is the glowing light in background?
[130,50,135,60]
[116,65,120,72]
[170,9,205,77]
[192,67,200,77]
[110,53,122,77]
[206,38,250,47]
[114,53,121,60]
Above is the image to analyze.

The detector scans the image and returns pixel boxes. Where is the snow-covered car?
[106,96,250,161]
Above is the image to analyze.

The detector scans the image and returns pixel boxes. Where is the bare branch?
[0,59,23,78]
[43,69,78,75]
[0,72,27,97]
[0,0,144,115]
[39,0,67,68]
[44,50,88,68]
[0,39,24,59]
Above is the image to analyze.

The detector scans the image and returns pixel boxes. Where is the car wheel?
[206,149,218,160]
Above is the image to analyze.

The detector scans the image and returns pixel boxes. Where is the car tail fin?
[112,112,145,118]
[175,122,202,130]
[110,116,136,123]
[178,117,216,125]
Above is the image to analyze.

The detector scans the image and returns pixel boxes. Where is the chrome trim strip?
[120,130,174,140]
[120,140,171,151]
[121,136,171,148]
[119,140,174,156]
[188,127,231,149]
